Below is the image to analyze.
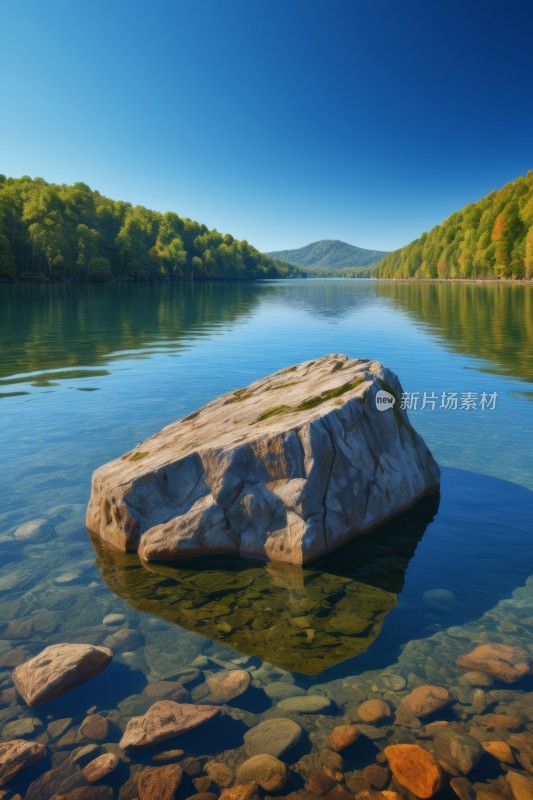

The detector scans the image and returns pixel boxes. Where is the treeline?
[0,176,301,282]
[377,171,533,280]
[307,265,376,278]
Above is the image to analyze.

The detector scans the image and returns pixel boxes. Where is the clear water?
[0,280,532,798]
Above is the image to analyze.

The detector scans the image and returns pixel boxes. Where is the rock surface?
[456,644,533,683]
[119,700,220,748]
[0,739,46,786]
[13,644,112,706]
[87,354,440,564]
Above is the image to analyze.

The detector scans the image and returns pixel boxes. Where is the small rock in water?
[204,761,234,788]
[433,728,483,775]
[203,669,251,704]
[236,754,289,792]
[14,518,48,541]
[423,588,456,609]
[13,643,113,706]
[385,744,443,798]
[219,786,259,800]
[380,673,407,691]
[461,670,494,687]
[358,699,392,723]
[277,694,332,714]
[54,571,82,584]
[0,572,29,592]
[482,741,515,764]
[137,764,183,800]
[505,770,533,800]
[119,700,220,748]
[327,724,360,752]
[399,685,454,718]
[243,718,301,757]
[79,714,108,741]
[82,753,119,783]
[263,682,306,700]
[0,739,47,787]
[2,717,42,738]
[456,643,533,683]
[102,613,126,626]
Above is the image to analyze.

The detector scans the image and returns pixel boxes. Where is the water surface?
[0,279,532,798]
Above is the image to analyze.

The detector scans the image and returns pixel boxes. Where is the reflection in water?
[2,281,531,390]
[0,282,262,380]
[91,493,439,674]
[375,281,533,384]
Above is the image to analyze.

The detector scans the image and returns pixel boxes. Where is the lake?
[0,279,532,798]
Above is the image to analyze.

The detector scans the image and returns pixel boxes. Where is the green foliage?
[0,176,302,282]
[267,239,387,270]
[306,265,378,278]
[377,171,533,280]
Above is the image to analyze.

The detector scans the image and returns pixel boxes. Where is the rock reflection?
[90,493,439,674]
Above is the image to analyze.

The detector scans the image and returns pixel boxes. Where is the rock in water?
[119,700,220,749]
[0,739,46,786]
[13,643,113,706]
[87,355,440,564]
[456,644,533,684]
[385,744,443,798]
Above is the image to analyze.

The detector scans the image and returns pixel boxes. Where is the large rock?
[87,355,440,565]
[119,700,220,748]
[456,644,533,684]
[0,739,46,787]
[13,643,112,706]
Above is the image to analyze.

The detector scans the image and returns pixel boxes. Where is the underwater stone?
[13,643,112,707]
[0,739,46,786]
[456,644,533,684]
[87,354,440,565]
[119,700,220,748]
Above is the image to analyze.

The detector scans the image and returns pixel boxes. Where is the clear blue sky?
[1,0,532,252]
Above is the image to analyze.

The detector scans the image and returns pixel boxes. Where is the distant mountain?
[377,171,533,280]
[266,239,388,271]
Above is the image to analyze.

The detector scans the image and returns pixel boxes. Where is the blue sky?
[1,0,532,252]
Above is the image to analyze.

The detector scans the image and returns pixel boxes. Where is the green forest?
[377,171,533,280]
[0,176,301,282]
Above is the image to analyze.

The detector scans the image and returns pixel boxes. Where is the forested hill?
[266,239,388,270]
[377,171,533,280]
[0,176,301,282]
